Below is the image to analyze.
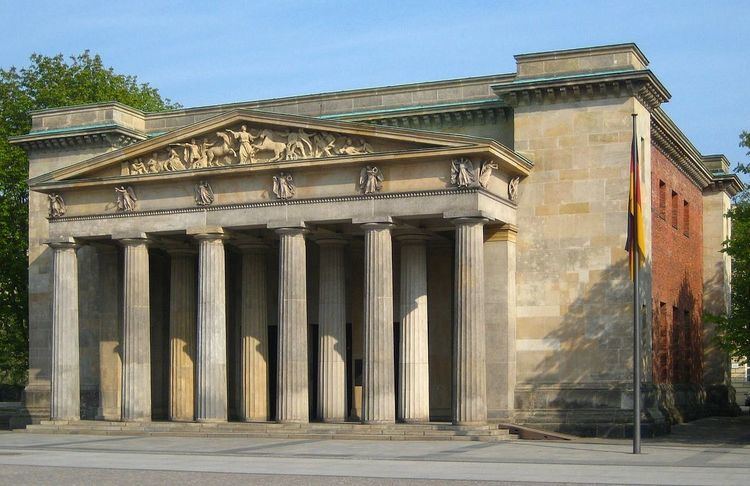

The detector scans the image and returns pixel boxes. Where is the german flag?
[626,114,646,280]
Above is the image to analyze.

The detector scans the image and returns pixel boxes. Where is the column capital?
[275,226,308,237]
[354,216,393,229]
[444,209,491,222]
[112,231,150,247]
[450,216,489,227]
[46,236,80,250]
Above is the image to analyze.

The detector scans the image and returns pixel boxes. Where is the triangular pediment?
[30,109,517,187]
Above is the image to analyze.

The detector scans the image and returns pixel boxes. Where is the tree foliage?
[0,52,179,385]
[712,131,750,364]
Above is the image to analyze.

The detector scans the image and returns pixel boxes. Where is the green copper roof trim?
[500,69,636,86]
[317,98,501,120]
[27,122,122,136]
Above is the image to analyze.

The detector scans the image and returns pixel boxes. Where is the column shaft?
[50,242,80,421]
[398,236,430,422]
[317,239,347,422]
[362,223,395,424]
[240,247,269,421]
[121,239,151,422]
[168,251,196,421]
[277,228,309,423]
[453,218,487,425]
[196,235,228,422]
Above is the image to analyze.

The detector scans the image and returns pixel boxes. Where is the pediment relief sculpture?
[48,193,65,218]
[115,186,137,212]
[125,125,376,176]
[272,172,295,200]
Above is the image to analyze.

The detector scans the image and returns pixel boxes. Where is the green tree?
[712,131,750,364]
[0,52,179,386]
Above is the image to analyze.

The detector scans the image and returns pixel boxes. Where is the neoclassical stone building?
[12,43,742,436]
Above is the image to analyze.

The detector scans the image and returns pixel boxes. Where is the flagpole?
[631,113,641,454]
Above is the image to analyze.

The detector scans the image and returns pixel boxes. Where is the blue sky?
[1,0,748,166]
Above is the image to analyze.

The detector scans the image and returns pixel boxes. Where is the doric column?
[316,236,347,422]
[192,228,228,422]
[166,246,197,421]
[276,227,309,423]
[119,235,151,422]
[452,218,487,425]
[48,238,80,421]
[237,239,269,422]
[397,234,430,423]
[362,222,395,424]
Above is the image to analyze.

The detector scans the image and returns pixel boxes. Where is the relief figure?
[130,158,148,175]
[272,172,295,200]
[164,148,186,171]
[204,132,237,166]
[48,193,65,218]
[115,186,137,212]
[195,180,214,206]
[450,158,476,188]
[146,152,162,173]
[286,129,314,160]
[477,160,498,188]
[254,129,287,161]
[359,165,383,194]
[225,125,256,163]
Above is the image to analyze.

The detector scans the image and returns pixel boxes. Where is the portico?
[37,111,527,426]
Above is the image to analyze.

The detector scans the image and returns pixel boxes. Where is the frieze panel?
[124,125,376,176]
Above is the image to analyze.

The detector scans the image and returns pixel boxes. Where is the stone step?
[24,421,516,442]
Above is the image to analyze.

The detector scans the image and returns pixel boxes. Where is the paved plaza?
[0,417,748,485]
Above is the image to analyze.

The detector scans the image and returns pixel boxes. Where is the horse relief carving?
[125,125,376,175]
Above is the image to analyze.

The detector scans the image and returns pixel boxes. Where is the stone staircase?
[24,420,517,442]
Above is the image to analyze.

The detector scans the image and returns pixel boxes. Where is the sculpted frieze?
[125,125,376,176]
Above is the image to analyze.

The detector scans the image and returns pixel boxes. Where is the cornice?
[491,70,670,110]
[9,125,145,152]
[651,108,744,196]
[360,104,510,130]
[704,174,745,197]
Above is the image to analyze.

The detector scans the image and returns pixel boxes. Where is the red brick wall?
[650,145,704,384]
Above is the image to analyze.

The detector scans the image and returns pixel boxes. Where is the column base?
[120,418,151,423]
[277,419,309,424]
[400,418,429,424]
[452,420,486,426]
[362,419,396,425]
[196,417,227,423]
[320,417,347,424]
